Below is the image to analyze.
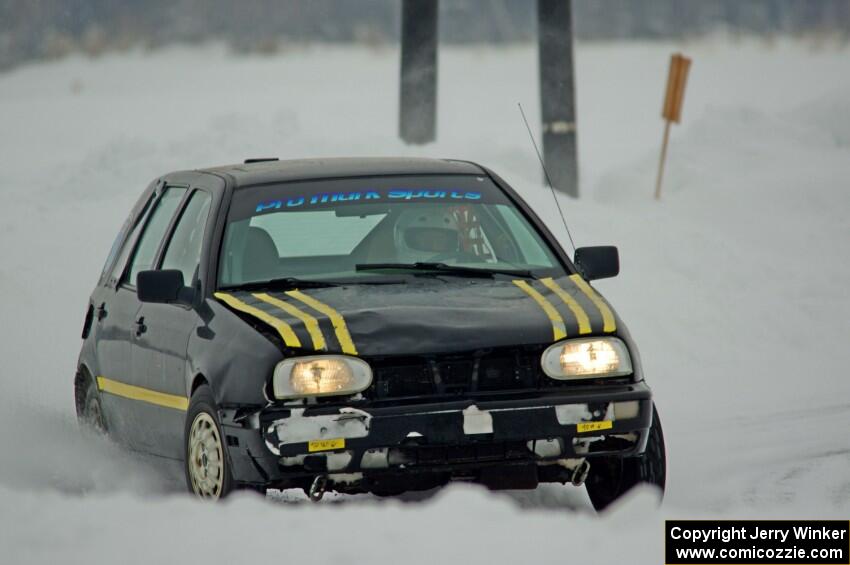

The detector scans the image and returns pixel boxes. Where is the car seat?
[241,226,280,282]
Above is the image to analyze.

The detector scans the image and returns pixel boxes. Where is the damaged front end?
[218,357,654,497]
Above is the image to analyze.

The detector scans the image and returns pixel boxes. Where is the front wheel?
[184,385,234,500]
[585,403,666,512]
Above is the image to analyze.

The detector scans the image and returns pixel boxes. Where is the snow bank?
[1,38,849,563]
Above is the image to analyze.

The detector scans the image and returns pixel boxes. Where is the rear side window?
[126,187,187,286]
[161,191,212,286]
[104,191,155,286]
[101,219,131,282]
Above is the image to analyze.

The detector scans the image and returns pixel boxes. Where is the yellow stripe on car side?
[214,292,302,348]
[286,290,358,355]
[97,376,189,411]
[512,280,567,341]
[568,274,616,333]
[253,292,327,351]
[540,277,592,335]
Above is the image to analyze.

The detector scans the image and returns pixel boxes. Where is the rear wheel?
[585,403,666,512]
[184,385,234,500]
[78,374,106,434]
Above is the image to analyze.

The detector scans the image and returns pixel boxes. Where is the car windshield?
[218,174,566,287]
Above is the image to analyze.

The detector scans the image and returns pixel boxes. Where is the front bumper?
[221,381,653,487]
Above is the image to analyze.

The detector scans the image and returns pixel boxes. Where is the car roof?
[197,157,486,187]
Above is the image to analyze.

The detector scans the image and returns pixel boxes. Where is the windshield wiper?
[355,262,535,279]
[219,275,411,292]
[219,277,342,292]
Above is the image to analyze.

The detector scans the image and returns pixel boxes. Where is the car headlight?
[541,337,632,380]
[272,355,372,399]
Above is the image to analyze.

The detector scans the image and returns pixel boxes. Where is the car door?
[91,186,156,449]
[132,188,213,458]
[98,185,188,450]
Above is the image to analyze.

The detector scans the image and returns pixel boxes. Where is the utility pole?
[399,0,438,145]
[537,0,578,197]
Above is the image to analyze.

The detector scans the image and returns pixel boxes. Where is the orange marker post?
[655,53,691,200]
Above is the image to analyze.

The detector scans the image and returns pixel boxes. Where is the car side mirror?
[137,270,185,303]
[574,246,619,281]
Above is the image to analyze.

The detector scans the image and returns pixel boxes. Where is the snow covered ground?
[1,36,849,563]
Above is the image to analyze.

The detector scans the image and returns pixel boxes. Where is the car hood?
[214,275,618,357]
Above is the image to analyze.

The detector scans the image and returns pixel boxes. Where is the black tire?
[184,384,235,500]
[585,403,666,512]
[78,373,107,434]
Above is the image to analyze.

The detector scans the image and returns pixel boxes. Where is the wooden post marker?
[655,53,691,200]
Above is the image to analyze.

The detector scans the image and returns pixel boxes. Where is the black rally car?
[75,157,665,509]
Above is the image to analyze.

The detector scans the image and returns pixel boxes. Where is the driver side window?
[125,187,187,286]
[161,190,212,287]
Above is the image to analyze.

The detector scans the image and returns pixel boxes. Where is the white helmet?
[393,206,461,263]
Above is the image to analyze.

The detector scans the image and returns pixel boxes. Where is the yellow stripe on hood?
[253,292,327,351]
[540,277,592,335]
[513,280,567,341]
[214,292,302,348]
[286,290,358,355]
[568,274,616,333]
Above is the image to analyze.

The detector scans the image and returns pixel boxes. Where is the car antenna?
[517,102,577,255]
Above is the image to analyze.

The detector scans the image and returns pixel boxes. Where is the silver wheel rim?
[188,412,224,500]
